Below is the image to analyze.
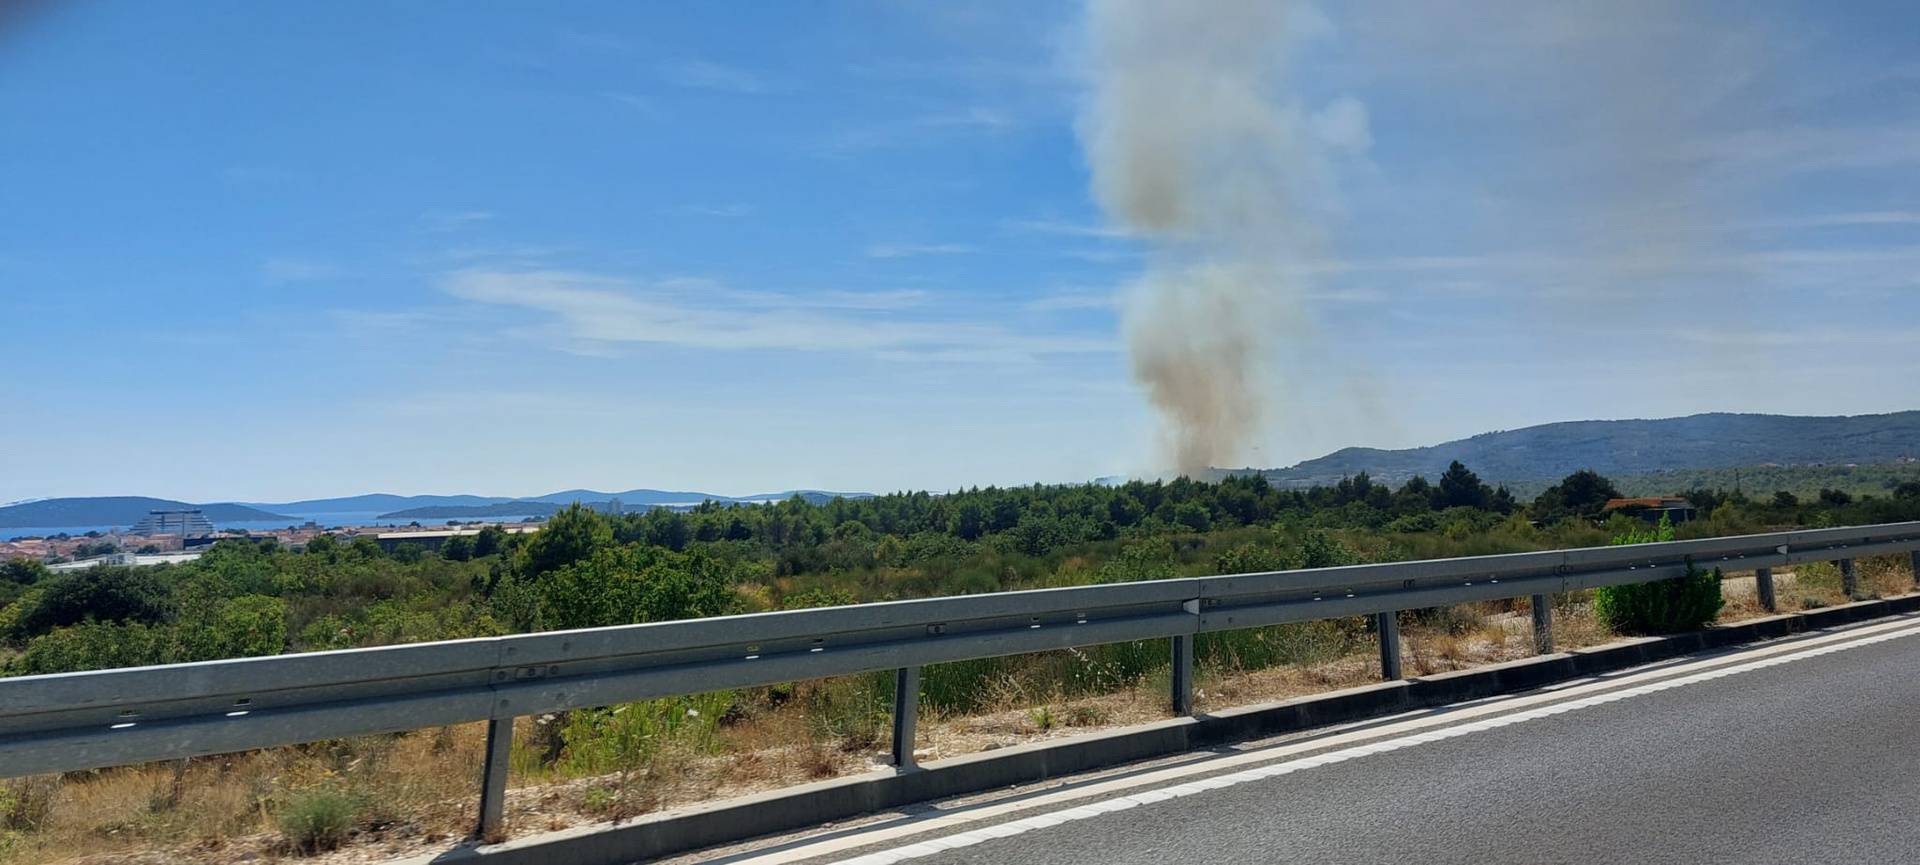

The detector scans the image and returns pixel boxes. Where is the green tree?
[949,501,987,541]
[521,504,613,578]
[1,558,48,585]
[1171,501,1213,533]
[10,567,174,639]
[1531,469,1622,522]
[533,546,739,630]
[304,533,339,557]
[440,534,476,562]
[1437,461,1491,510]
[472,525,506,557]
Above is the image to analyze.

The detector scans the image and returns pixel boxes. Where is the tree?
[532,546,739,630]
[1531,469,1622,522]
[1171,501,1213,533]
[1772,490,1800,508]
[440,534,476,562]
[10,567,174,639]
[1393,477,1436,514]
[949,500,987,541]
[1818,488,1853,506]
[304,533,339,557]
[472,525,506,558]
[2,558,48,585]
[1437,461,1491,510]
[521,504,613,578]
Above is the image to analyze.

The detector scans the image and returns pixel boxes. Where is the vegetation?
[2,465,1917,861]
[1592,515,1725,634]
[274,787,364,854]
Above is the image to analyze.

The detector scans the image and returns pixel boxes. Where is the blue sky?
[3,1,1918,503]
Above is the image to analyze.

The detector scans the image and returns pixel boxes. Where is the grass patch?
[275,787,363,855]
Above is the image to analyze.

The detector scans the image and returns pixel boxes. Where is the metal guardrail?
[4,521,1920,838]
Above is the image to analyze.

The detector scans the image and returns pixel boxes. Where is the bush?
[1592,560,1725,635]
[1593,515,1723,634]
[276,788,362,854]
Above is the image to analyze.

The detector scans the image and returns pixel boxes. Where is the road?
[706,615,1920,865]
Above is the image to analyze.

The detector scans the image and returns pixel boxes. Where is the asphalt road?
[849,622,1920,865]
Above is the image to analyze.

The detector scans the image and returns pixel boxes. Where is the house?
[1602,496,1697,524]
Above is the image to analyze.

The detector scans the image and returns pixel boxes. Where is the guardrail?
[5,521,1920,839]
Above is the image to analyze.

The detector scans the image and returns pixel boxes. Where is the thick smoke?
[1080,0,1341,474]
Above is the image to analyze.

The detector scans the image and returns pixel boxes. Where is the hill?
[240,494,514,512]
[1256,411,1920,489]
[0,497,294,529]
[376,489,868,519]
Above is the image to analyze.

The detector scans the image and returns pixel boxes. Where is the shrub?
[1592,560,1725,635]
[276,788,362,854]
[1593,515,1723,634]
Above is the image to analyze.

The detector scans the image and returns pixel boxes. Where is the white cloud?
[865,243,977,259]
[920,106,1015,130]
[442,269,1113,363]
[1004,219,1133,240]
[822,107,1020,153]
[661,60,774,94]
[1025,289,1119,312]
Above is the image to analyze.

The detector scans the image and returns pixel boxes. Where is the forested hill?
[1256,411,1920,489]
[0,497,293,528]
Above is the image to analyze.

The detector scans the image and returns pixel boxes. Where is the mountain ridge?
[1249,411,1920,488]
[0,497,294,529]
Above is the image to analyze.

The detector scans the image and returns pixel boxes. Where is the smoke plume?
[1079,0,1344,475]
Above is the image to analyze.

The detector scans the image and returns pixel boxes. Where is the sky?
[2,0,1918,503]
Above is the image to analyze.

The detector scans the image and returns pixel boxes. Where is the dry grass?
[14,560,1918,865]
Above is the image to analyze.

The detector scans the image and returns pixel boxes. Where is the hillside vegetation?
[1256,411,1920,488]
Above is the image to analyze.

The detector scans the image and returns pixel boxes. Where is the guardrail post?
[1840,558,1857,600]
[1755,567,1776,612]
[1171,635,1195,715]
[477,717,513,841]
[1529,594,1554,654]
[891,666,920,769]
[1376,612,1402,680]
[1911,551,1919,587]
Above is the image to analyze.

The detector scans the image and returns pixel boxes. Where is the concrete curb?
[418,594,1920,865]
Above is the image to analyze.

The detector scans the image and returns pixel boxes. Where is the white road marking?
[702,615,1920,865]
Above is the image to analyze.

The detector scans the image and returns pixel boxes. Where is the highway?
[705,615,1920,865]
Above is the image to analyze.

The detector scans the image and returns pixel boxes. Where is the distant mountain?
[1256,411,1920,489]
[517,489,734,506]
[378,489,869,519]
[0,497,295,530]
[379,502,564,520]
[517,488,869,506]
[241,493,516,512]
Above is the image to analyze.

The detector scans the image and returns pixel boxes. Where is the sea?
[4,510,551,541]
